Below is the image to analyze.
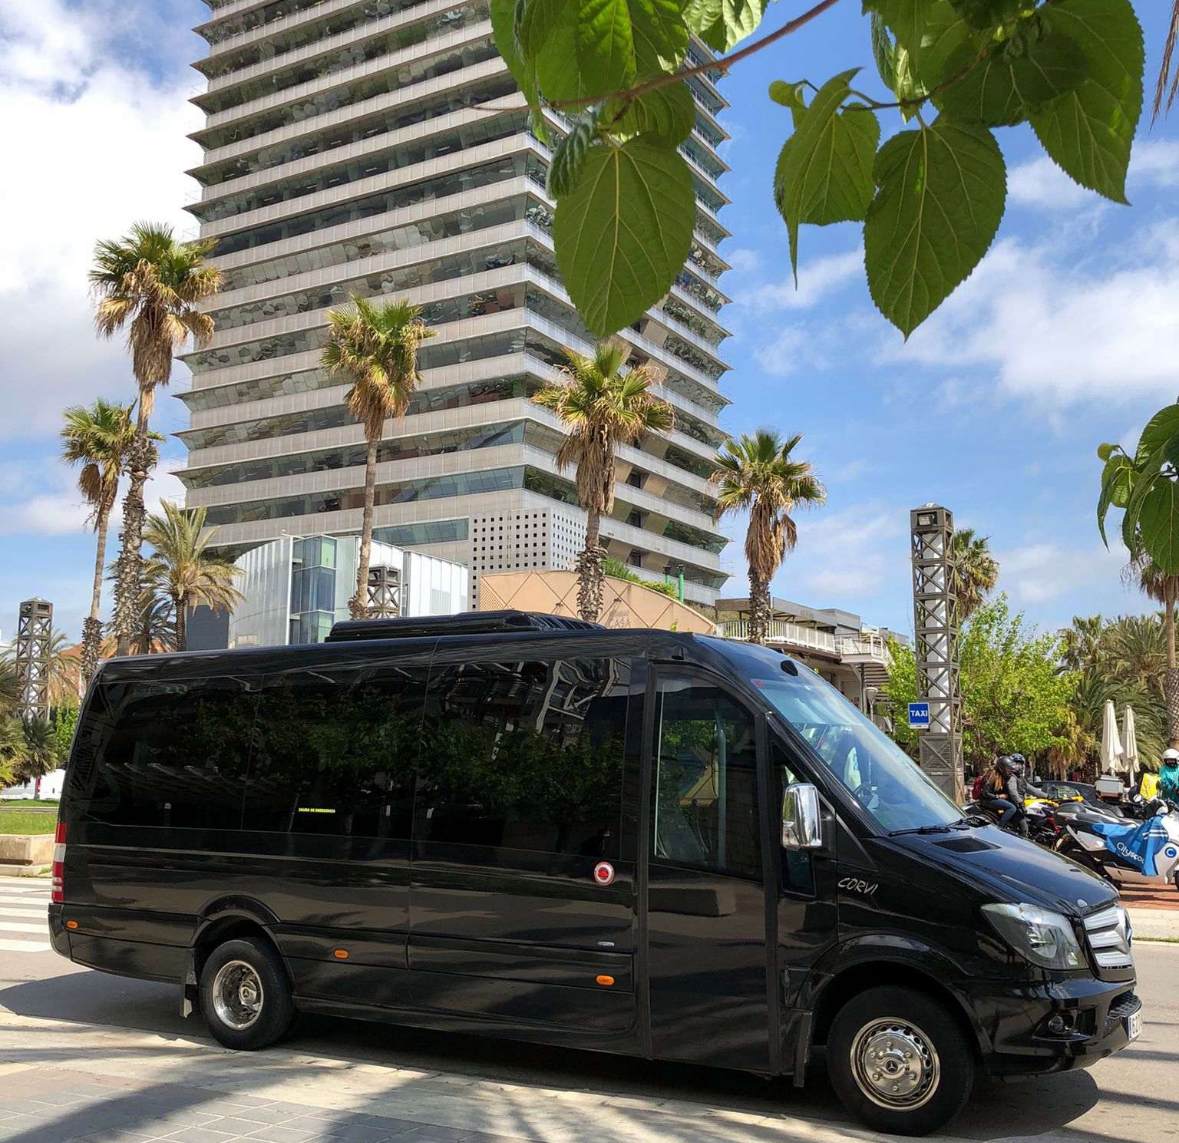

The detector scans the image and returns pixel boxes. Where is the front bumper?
[968,973,1141,1077]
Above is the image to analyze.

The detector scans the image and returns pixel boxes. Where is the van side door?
[408,643,638,1040]
[645,668,773,1072]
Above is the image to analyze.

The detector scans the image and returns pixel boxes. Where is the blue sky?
[0,0,1177,645]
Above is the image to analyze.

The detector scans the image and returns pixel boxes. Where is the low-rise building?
[716,596,907,717]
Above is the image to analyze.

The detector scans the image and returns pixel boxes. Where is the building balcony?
[720,620,839,657]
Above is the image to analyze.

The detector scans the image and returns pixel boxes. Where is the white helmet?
[1163,748,1179,764]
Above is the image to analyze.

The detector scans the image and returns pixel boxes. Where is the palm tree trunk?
[174,593,188,652]
[1166,581,1179,748]
[577,506,606,623]
[112,404,154,657]
[350,435,379,620]
[81,500,113,684]
[747,568,770,646]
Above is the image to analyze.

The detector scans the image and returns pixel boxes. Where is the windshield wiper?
[889,819,971,836]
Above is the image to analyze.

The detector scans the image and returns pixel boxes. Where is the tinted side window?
[70,676,257,829]
[417,657,629,857]
[246,665,428,837]
[652,675,761,880]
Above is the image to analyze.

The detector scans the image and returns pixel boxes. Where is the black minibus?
[50,612,1140,1135]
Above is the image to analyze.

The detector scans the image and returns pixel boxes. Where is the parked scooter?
[1054,798,1179,891]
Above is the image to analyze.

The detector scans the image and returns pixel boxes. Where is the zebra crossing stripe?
[0,938,50,953]
[0,920,47,935]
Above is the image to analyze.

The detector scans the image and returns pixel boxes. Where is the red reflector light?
[51,820,67,904]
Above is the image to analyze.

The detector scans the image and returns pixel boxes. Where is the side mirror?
[782,782,822,851]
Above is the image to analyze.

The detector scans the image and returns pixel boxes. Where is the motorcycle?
[1053,798,1179,891]
[961,796,1060,846]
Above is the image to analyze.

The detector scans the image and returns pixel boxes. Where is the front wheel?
[827,986,974,1136]
[199,936,295,1050]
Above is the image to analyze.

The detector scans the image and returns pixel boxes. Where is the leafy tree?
[532,340,674,621]
[950,527,998,621]
[1059,613,1106,674]
[142,503,243,652]
[710,430,825,646]
[59,400,154,684]
[321,295,436,618]
[89,223,222,656]
[493,0,1147,340]
[1097,403,1179,742]
[885,595,1074,767]
[52,704,79,761]
[1,630,79,708]
[0,715,60,785]
[130,588,179,655]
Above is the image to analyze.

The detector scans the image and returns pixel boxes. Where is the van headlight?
[982,903,1086,970]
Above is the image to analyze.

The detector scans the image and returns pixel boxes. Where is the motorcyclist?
[1009,753,1048,801]
[1161,748,1179,805]
[981,756,1023,831]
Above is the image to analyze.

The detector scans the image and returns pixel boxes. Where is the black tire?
[199,936,295,1051]
[827,986,974,1137]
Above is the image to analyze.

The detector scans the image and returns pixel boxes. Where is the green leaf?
[1097,453,1134,545]
[577,0,636,92]
[609,81,695,144]
[685,0,764,52]
[939,32,1087,126]
[1135,404,1179,466]
[909,1,975,90]
[1139,480,1179,575]
[535,10,597,102]
[769,79,807,110]
[548,116,599,198]
[774,69,880,279]
[947,0,1020,30]
[631,0,690,74]
[1165,437,1179,474]
[864,116,1006,336]
[553,136,695,337]
[492,0,548,142]
[1029,0,1144,204]
[519,0,577,57]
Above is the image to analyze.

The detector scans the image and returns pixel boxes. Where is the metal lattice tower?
[14,598,53,721]
[366,566,403,619]
[910,508,962,799]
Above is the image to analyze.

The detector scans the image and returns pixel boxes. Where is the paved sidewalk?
[0,1014,892,1143]
[1127,906,1179,941]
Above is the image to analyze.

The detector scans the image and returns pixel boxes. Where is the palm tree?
[1131,555,1179,745]
[89,223,222,656]
[0,715,59,786]
[59,400,145,683]
[130,589,179,655]
[1059,614,1107,674]
[142,502,243,652]
[710,430,825,645]
[532,341,675,622]
[950,528,999,622]
[321,295,436,618]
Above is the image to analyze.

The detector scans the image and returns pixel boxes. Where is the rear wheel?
[827,986,974,1136]
[199,936,295,1050]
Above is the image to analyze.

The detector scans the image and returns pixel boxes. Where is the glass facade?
[289,536,339,645]
[194,110,526,223]
[195,1,491,116]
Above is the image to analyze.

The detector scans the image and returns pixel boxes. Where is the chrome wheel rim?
[212,960,264,1031]
[850,1017,940,1110]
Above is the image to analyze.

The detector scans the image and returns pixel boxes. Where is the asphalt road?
[1,881,1175,1143]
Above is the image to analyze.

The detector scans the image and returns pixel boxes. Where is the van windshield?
[752,671,962,835]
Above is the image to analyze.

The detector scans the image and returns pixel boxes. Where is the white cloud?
[888,230,1179,408]
[997,542,1126,606]
[0,0,203,436]
[788,502,910,602]
[738,250,863,313]
[1008,140,1179,212]
[725,247,763,273]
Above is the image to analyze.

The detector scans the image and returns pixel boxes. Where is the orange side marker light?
[333,949,350,960]
[65,920,78,930]
[596,975,615,987]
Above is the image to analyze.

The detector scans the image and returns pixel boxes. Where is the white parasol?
[1121,705,1139,778]
[1100,699,1124,775]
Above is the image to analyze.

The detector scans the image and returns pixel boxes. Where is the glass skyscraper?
[180,0,734,607]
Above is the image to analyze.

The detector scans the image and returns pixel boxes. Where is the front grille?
[1084,905,1134,970]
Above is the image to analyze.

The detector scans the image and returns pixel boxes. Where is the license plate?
[1126,1010,1142,1042]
